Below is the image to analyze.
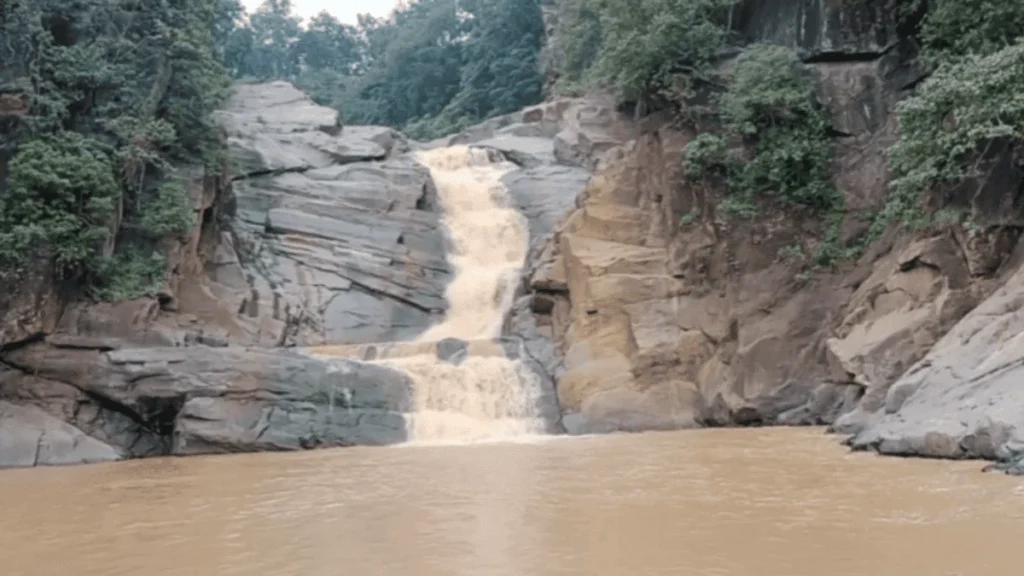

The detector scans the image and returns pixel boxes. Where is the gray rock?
[0,401,121,468]
[778,383,863,426]
[733,0,903,59]
[846,264,1024,467]
[436,337,469,365]
[502,164,590,252]
[1,344,413,462]
[213,82,452,345]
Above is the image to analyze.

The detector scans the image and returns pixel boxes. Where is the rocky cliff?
[518,0,1024,473]
[4,0,1024,474]
[0,80,632,466]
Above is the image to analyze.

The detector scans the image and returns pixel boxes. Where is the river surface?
[2,428,1022,576]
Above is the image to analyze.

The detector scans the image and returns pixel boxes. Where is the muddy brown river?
[1,428,1021,576]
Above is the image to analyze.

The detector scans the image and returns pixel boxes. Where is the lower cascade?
[317,145,552,443]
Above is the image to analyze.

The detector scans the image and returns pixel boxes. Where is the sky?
[241,0,400,25]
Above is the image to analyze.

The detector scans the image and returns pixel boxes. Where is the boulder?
[842,264,1024,468]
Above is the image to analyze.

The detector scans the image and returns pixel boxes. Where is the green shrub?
[684,133,729,182]
[920,0,1024,63]
[720,45,837,210]
[0,134,119,275]
[91,248,168,302]
[884,41,1024,230]
[685,45,837,215]
[589,0,736,102]
[140,182,196,237]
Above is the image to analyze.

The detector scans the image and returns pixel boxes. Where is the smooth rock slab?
[843,263,1024,466]
[215,81,451,345]
[0,402,121,468]
[1,344,415,465]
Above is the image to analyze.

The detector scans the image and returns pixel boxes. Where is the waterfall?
[314,145,552,444]
[393,146,548,442]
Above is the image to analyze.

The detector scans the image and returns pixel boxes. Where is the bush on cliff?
[139,182,196,238]
[919,0,1024,63]
[552,0,736,109]
[0,134,119,275]
[589,0,735,107]
[883,0,1024,230]
[0,0,228,298]
[683,44,845,267]
[90,247,169,302]
[884,41,1024,229]
[685,45,836,216]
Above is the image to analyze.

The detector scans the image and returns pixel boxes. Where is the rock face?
[840,257,1024,469]
[5,0,1024,472]
[516,0,1024,467]
[212,81,451,346]
[732,0,910,59]
[1,345,413,465]
[0,81,628,467]
[522,127,868,434]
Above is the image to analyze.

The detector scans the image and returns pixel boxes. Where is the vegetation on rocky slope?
[684,46,835,214]
[0,0,229,299]
[882,0,1024,232]
[553,0,843,264]
[0,0,547,304]
[554,0,1024,265]
[2,0,1023,306]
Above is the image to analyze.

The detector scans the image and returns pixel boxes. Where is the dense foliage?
[0,0,546,301]
[884,0,1024,230]
[553,0,1024,264]
[552,0,842,264]
[918,0,1024,63]
[713,45,835,213]
[0,134,119,274]
[552,0,735,103]
[219,0,547,139]
[683,45,840,264]
[5,0,1021,305]
[0,0,224,296]
[553,0,836,217]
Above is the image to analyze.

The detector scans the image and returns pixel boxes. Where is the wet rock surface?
[1,345,413,464]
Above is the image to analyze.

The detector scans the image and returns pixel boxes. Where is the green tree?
[344,0,465,128]
[685,45,836,216]
[551,0,604,93]
[0,0,230,293]
[455,0,546,118]
[0,134,119,274]
[885,41,1024,228]
[297,12,363,72]
[920,0,1024,63]
[590,0,736,110]
[882,0,1024,230]
[246,0,303,79]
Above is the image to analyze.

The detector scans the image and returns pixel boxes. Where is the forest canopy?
[218,0,547,140]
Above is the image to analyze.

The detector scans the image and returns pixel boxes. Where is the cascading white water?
[415,146,525,343]
[364,145,550,443]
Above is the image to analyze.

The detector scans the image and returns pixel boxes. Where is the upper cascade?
[414,146,526,343]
